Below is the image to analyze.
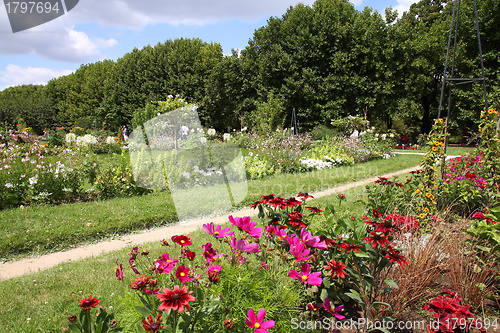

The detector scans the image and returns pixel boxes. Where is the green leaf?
[354,251,370,258]
[345,290,365,305]
[320,288,329,302]
[384,279,399,289]
[372,301,392,310]
[134,306,152,317]
[138,295,152,313]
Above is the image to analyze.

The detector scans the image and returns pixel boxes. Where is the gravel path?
[0,165,419,280]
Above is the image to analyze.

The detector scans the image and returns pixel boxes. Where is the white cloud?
[71,0,318,28]
[0,65,74,90]
[0,8,118,62]
[394,0,417,16]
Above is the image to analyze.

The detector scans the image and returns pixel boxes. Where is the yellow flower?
[433,184,438,188]
[434,141,441,146]
[488,108,497,115]
[439,118,444,124]
[479,128,482,133]
[425,192,434,199]
[484,207,489,212]
[419,213,427,219]
[432,146,438,152]
[423,207,430,213]
[415,189,421,194]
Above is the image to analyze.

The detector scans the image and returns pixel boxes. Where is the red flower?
[76,296,100,309]
[298,192,314,199]
[339,242,362,253]
[261,194,275,203]
[384,247,408,267]
[323,259,347,278]
[372,208,381,218]
[130,275,151,290]
[338,193,346,199]
[171,235,192,247]
[202,242,217,262]
[306,206,323,214]
[186,250,196,261]
[142,314,164,332]
[157,285,196,313]
[465,172,477,179]
[364,231,391,248]
[284,197,302,208]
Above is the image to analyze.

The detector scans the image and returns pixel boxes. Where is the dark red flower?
[130,275,151,290]
[186,250,196,261]
[142,314,164,332]
[297,192,314,199]
[465,172,477,179]
[285,197,302,208]
[251,200,263,208]
[323,259,347,278]
[339,242,362,253]
[364,231,391,248]
[306,206,323,214]
[76,296,100,309]
[171,235,192,247]
[372,208,381,218]
[157,285,196,313]
[384,247,408,267]
[261,194,275,203]
[338,193,346,199]
[288,213,306,229]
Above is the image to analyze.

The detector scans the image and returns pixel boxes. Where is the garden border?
[0,165,419,280]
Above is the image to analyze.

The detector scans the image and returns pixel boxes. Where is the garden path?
[0,165,420,280]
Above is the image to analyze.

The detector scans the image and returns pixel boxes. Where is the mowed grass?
[0,180,371,333]
[0,154,425,261]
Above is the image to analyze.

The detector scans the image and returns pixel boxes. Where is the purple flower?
[322,298,345,319]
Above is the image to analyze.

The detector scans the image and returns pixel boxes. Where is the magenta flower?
[202,242,217,262]
[203,222,234,239]
[175,265,192,283]
[205,264,223,274]
[155,253,178,274]
[300,229,327,249]
[289,242,311,262]
[289,263,322,286]
[228,215,262,238]
[322,298,345,319]
[230,236,262,253]
[115,260,123,281]
[261,262,269,270]
[245,308,275,333]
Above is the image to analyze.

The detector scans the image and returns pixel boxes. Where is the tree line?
[0,0,498,139]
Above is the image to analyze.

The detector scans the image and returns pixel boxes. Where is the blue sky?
[0,0,417,91]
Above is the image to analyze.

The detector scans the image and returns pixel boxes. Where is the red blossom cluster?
[374,176,405,187]
[423,290,485,333]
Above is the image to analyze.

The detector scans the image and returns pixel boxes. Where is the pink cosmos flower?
[203,222,234,239]
[202,242,217,262]
[155,253,178,274]
[230,236,262,253]
[205,264,223,274]
[261,262,269,270]
[289,263,322,286]
[289,242,311,262]
[245,308,275,333]
[322,297,345,319]
[228,215,262,238]
[300,229,327,249]
[175,265,192,283]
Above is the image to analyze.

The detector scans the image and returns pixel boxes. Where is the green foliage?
[331,115,368,136]
[132,95,190,129]
[252,92,286,134]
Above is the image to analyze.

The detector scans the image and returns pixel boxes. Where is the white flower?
[65,133,77,144]
[223,133,231,141]
[390,133,394,138]
[105,136,116,145]
[200,137,207,144]
[5,183,13,188]
[207,128,216,136]
[28,175,38,185]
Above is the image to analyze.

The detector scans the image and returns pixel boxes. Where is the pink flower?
[245,308,275,333]
[205,264,223,274]
[261,262,269,270]
[230,236,262,253]
[155,253,178,274]
[115,260,123,281]
[175,265,192,283]
[228,215,262,238]
[289,242,311,262]
[202,242,217,262]
[472,212,495,223]
[300,229,327,249]
[322,298,345,320]
[203,222,234,239]
[289,263,322,286]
